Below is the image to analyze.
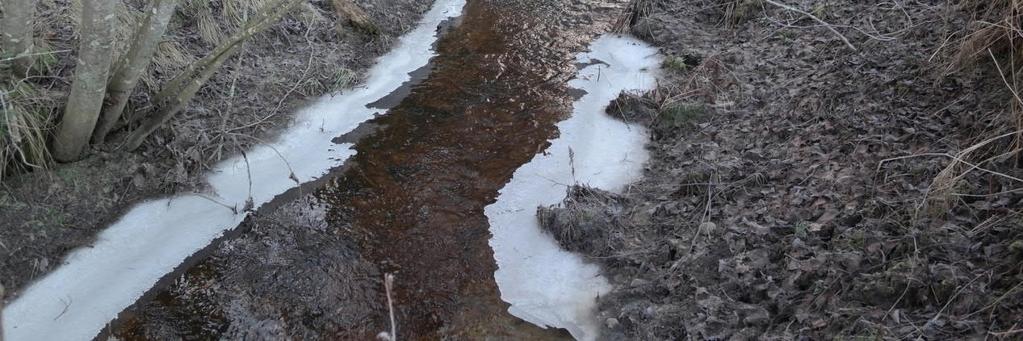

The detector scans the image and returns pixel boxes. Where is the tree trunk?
[330,0,378,35]
[126,0,302,150]
[92,0,178,143]
[52,0,117,162]
[1,0,37,76]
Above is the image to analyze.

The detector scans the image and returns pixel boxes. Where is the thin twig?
[54,296,72,320]
[239,148,255,212]
[989,323,1023,337]
[763,0,857,51]
[387,273,396,340]
[988,48,1023,108]
[192,192,240,214]
[378,273,398,341]
[964,279,1023,319]
[883,282,912,322]
[227,133,300,184]
[929,274,983,325]
[0,49,71,62]
[688,175,715,255]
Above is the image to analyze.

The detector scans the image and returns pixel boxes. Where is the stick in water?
[377,273,397,341]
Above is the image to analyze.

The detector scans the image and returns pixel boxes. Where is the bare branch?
[763,0,857,51]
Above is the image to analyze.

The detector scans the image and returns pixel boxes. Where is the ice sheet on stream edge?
[1,0,466,339]
[486,35,662,341]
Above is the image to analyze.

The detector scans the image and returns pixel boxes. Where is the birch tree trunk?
[1,0,37,76]
[52,0,117,162]
[92,0,178,143]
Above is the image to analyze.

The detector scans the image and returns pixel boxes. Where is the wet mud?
[112,0,633,339]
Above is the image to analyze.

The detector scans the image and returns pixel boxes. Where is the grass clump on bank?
[658,102,706,128]
[923,0,1023,214]
[0,81,53,181]
[722,0,762,26]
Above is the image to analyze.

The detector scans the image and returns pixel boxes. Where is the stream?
[2,0,661,340]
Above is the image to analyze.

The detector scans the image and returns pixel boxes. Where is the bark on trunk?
[1,0,37,76]
[52,0,117,162]
[330,0,378,35]
[92,0,178,143]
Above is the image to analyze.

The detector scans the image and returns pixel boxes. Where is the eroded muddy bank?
[110,0,642,339]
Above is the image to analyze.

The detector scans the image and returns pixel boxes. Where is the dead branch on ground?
[763,0,857,51]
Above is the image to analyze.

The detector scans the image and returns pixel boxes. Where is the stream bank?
[542,0,1023,339]
[1,0,431,300]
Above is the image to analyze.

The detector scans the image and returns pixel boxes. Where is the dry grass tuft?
[181,0,323,48]
[195,0,226,46]
[0,81,54,180]
[648,55,733,112]
[951,0,1023,69]
[926,0,1023,212]
[225,0,274,27]
[614,0,655,33]
[29,38,60,73]
[142,41,195,91]
[721,0,764,26]
[294,1,329,26]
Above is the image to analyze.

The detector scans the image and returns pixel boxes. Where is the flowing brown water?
[113,0,628,338]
